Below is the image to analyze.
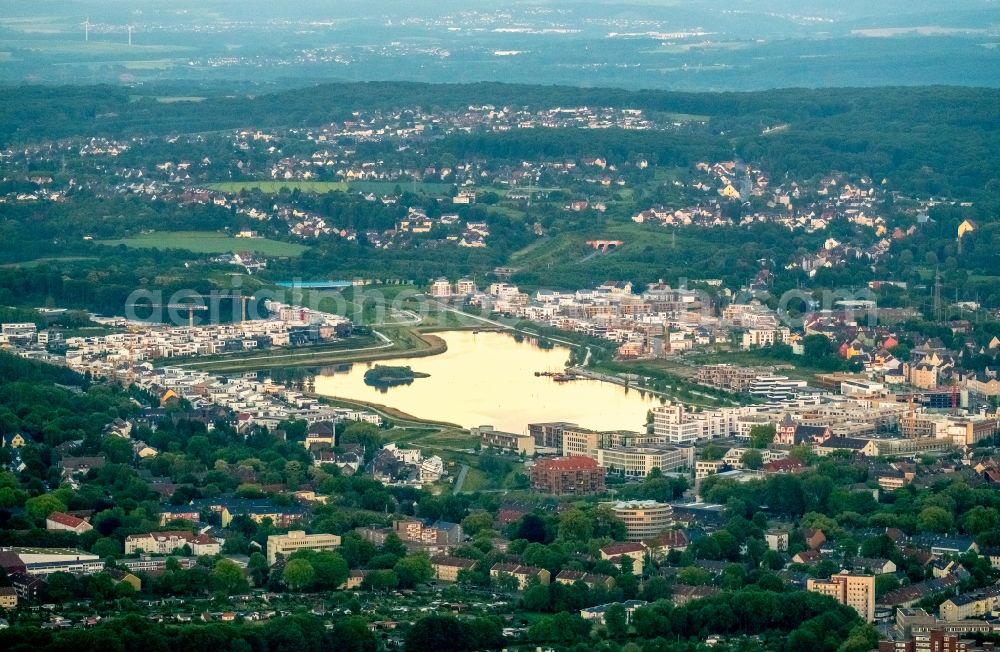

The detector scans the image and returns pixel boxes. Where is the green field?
[1,256,98,268]
[349,180,454,196]
[208,181,349,193]
[102,231,308,256]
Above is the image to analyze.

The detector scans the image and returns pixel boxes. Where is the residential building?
[807,571,876,622]
[8,572,43,601]
[158,505,201,525]
[741,327,791,350]
[652,404,750,444]
[0,586,16,610]
[645,530,689,559]
[1,433,26,449]
[392,519,463,545]
[266,531,342,565]
[124,531,223,557]
[561,426,600,457]
[529,456,606,495]
[420,455,444,483]
[430,555,476,582]
[600,542,648,575]
[45,511,93,534]
[940,586,1000,622]
[607,500,673,541]
[765,530,789,552]
[105,568,142,592]
[580,600,648,625]
[528,422,578,449]
[490,563,550,590]
[454,278,477,296]
[429,278,452,298]
[555,570,615,591]
[669,502,728,526]
[802,528,827,550]
[473,425,535,456]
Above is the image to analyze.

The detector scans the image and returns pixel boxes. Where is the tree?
[282,558,315,591]
[749,424,776,449]
[700,443,724,461]
[557,508,593,543]
[381,532,407,557]
[962,506,999,535]
[741,449,764,470]
[918,506,953,533]
[677,566,712,586]
[522,584,551,611]
[248,552,270,587]
[331,616,380,652]
[92,537,121,560]
[44,571,80,602]
[875,574,900,597]
[405,614,470,652]
[212,558,249,594]
[515,513,549,543]
[763,550,786,571]
[641,576,672,602]
[25,493,67,520]
[837,624,880,652]
[394,554,433,589]
[341,422,382,461]
[304,551,349,590]
[605,603,628,639]
[461,511,495,536]
[363,569,399,593]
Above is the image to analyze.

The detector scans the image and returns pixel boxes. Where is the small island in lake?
[363,364,430,387]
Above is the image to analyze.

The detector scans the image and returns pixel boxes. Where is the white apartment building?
[420,455,444,483]
[741,327,791,350]
[596,446,694,477]
[429,278,453,298]
[653,404,752,444]
[124,531,223,557]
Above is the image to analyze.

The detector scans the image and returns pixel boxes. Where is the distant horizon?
[0,0,996,90]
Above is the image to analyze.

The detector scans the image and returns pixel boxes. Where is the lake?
[311,330,663,433]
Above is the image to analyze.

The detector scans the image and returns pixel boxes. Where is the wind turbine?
[127,24,134,46]
[82,17,92,42]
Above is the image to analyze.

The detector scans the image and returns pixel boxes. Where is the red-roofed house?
[45,511,93,534]
[600,541,648,575]
[763,458,806,474]
[645,530,689,559]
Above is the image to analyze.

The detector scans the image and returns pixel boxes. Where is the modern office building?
[266,530,342,565]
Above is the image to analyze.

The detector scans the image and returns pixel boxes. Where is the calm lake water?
[312,330,663,433]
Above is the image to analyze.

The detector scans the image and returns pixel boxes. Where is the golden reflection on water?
[312,330,663,433]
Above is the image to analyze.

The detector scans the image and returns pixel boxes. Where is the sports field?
[102,231,308,256]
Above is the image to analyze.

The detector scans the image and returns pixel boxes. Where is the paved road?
[453,464,470,494]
